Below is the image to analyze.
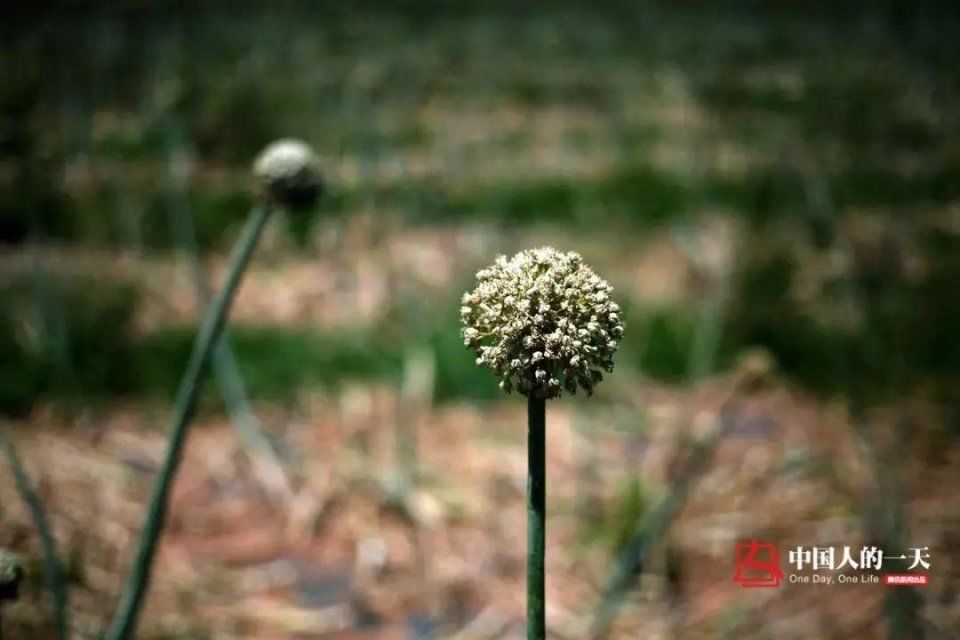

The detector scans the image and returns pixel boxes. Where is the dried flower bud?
[253,138,323,210]
[461,247,623,399]
[0,549,23,601]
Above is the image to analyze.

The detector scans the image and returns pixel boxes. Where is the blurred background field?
[1,1,959,638]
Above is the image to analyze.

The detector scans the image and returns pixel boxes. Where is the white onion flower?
[461,247,624,399]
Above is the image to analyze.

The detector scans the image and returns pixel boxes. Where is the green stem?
[164,140,292,499]
[527,396,546,640]
[0,425,68,640]
[105,204,271,640]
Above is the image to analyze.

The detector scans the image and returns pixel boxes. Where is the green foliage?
[4,1,958,252]
[428,318,503,403]
[2,1,959,412]
[147,188,253,251]
[0,274,140,416]
[606,477,650,557]
[623,306,700,383]
[137,326,404,403]
[435,162,694,227]
[579,476,650,557]
[137,306,504,405]
[722,246,850,392]
[27,157,956,252]
[0,311,43,417]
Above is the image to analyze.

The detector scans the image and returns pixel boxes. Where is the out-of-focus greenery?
[2,1,960,417]
[4,2,958,243]
[579,476,650,557]
[0,276,504,411]
[0,275,139,415]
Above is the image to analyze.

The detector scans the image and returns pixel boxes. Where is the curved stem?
[0,425,68,640]
[105,205,271,640]
[527,396,546,640]
[164,146,293,500]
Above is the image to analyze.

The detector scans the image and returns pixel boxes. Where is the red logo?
[734,541,784,588]
[884,574,928,586]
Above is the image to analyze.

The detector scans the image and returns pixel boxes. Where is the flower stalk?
[461,247,622,639]
[164,130,293,501]
[0,427,67,640]
[104,203,271,640]
[527,395,546,640]
[105,138,321,640]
